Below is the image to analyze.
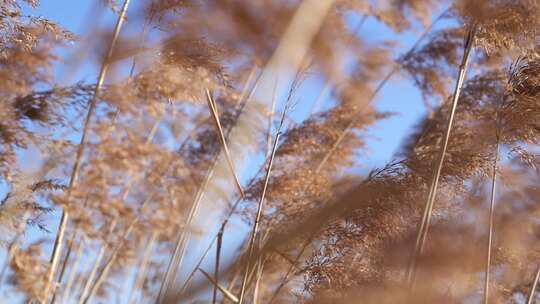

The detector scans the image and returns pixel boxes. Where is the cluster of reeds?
[0,0,538,303]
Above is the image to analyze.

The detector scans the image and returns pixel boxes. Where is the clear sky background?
[4,1,449,302]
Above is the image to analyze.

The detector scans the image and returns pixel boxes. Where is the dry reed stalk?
[264,14,449,302]
[407,25,477,286]
[173,1,336,298]
[61,236,85,303]
[238,67,259,111]
[176,159,270,298]
[238,104,288,304]
[158,64,263,303]
[52,12,157,298]
[251,225,277,304]
[483,141,499,304]
[50,231,77,304]
[156,158,218,303]
[212,225,224,304]
[74,113,162,303]
[309,84,330,115]
[228,264,242,292]
[52,197,90,304]
[266,77,279,158]
[252,257,264,304]
[127,231,158,304]
[80,194,154,304]
[267,229,317,304]
[42,1,131,302]
[198,268,239,303]
[205,89,245,198]
[78,246,106,304]
[528,265,540,304]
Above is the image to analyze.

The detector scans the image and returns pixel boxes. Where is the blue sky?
[24,0,440,169]
[5,1,449,302]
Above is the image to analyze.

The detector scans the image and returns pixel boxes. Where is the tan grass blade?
[75,113,162,303]
[80,195,152,304]
[78,246,106,304]
[407,25,477,285]
[212,226,224,304]
[205,89,245,198]
[266,77,279,158]
[52,12,158,301]
[157,158,217,303]
[176,160,270,298]
[198,268,239,303]
[127,231,158,304]
[483,141,499,304]
[50,231,78,304]
[252,245,266,304]
[158,64,262,304]
[61,236,85,303]
[43,1,131,302]
[528,265,540,304]
[237,104,288,304]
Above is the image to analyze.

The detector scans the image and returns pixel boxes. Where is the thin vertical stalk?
[75,113,161,303]
[528,265,540,304]
[176,161,269,298]
[212,225,224,304]
[81,195,152,304]
[267,231,316,304]
[51,232,78,304]
[483,140,499,304]
[50,231,77,304]
[43,1,131,302]
[248,219,276,303]
[238,106,288,304]
[78,246,106,304]
[252,251,265,304]
[309,84,330,115]
[54,10,157,301]
[61,236,85,303]
[228,264,242,292]
[198,268,239,303]
[407,25,477,285]
[206,89,245,198]
[266,77,279,158]
[127,231,158,304]
[52,198,89,304]
[156,158,217,303]
[158,66,263,304]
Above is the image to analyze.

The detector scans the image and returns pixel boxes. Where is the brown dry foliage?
[0,0,538,303]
